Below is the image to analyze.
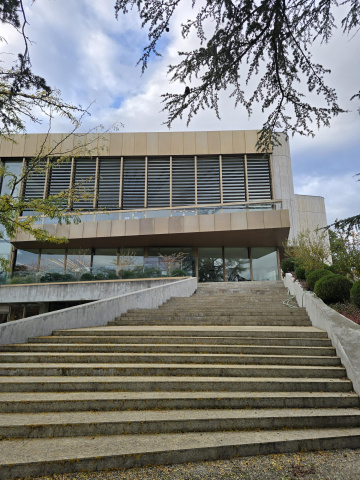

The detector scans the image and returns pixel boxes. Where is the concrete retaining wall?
[0,278,185,304]
[283,273,360,397]
[0,277,197,346]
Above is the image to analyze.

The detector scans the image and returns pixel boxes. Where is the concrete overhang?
[12,209,290,250]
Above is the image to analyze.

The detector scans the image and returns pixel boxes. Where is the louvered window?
[72,158,96,210]
[122,158,145,210]
[147,157,170,208]
[197,157,220,204]
[98,158,121,210]
[48,160,72,205]
[247,156,272,200]
[222,156,246,203]
[172,157,195,206]
[23,159,47,202]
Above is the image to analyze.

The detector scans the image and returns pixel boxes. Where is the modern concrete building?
[0,129,327,296]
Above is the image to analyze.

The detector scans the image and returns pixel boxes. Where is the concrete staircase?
[0,281,360,479]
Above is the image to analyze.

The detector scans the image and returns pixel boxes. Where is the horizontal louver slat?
[122,158,145,210]
[73,158,96,210]
[98,158,121,210]
[147,157,170,208]
[48,161,72,200]
[197,157,220,204]
[247,156,272,200]
[172,157,195,206]
[222,156,246,203]
[23,159,46,200]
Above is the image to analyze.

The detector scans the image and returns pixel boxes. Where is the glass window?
[0,160,23,197]
[252,247,279,281]
[117,248,144,273]
[66,249,92,275]
[198,247,224,282]
[224,247,251,282]
[92,249,118,275]
[40,249,66,273]
[15,249,40,272]
[148,247,194,276]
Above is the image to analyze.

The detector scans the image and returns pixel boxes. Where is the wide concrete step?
[1,342,336,355]
[50,326,328,339]
[109,317,310,326]
[2,428,360,480]
[1,391,357,414]
[126,308,306,315]
[2,408,360,439]
[24,335,332,347]
[0,352,341,366]
[0,376,352,393]
[0,363,346,378]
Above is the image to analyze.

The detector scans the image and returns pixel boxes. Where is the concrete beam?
[0,278,197,345]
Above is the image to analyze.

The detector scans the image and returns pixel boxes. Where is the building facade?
[0,129,327,286]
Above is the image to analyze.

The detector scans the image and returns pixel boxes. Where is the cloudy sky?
[3,0,360,224]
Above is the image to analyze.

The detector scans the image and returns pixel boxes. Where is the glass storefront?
[66,249,92,275]
[39,249,66,272]
[252,247,279,281]
[198,247,224,282]
[224,247,251,282]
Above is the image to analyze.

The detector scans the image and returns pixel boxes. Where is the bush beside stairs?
[1,281,360,479]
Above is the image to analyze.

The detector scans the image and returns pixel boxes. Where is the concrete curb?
[283,273,360,397]
[0,277,197,346]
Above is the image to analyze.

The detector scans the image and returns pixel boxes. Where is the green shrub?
[306,269,334,291]
[9,276,35,284]
[314,274,352,304]
[94,273,106,281]
[281,257,296,277]
[80,273,95,281]
[119,269,135,279]
[106,271,118,280]
[40,272,75,283]
[350,280,360,308]
[294,266,306,281]
[171,268,188,277]
[323,264,339,274]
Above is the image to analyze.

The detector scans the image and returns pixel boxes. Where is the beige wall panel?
[134,133,147,156]
[170,132,184,155]
[73,133,88,156]
[199,214,215,232]
[140,218,155,235]
[10,135,26,157]
[41,224,56,236]
[48,134,64,155]
[109,133,123,156]
[264,210,282,229]
[69,222,84,239]
[146,133,159,156]
[154,217,169,235]
[220,131,233,154]
[1,137,14,157]
[56,224,70,239]
[122,133,135,156]
[33,134,50,157]
[244,130,260,154]
[159,132,171,156]
[110,220,126,237]
[60,134,75,157]
[82,222,97,238]
[184,215,200,233]
[230,212,248,230]
[14,231,31,242]
[195,131,208,155]
[169,216,184,234]
[125,219,140,236]
[247,211,265,230]
[232,131,246,153]
[85,133,101,156]
[280,209,291,228]
[183,132,196,155]
[214,213,231,231]
[207,131,221,154]
[97,220,112,238]
[97,133,110,156]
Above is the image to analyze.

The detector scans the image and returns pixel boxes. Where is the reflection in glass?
[40,249,66,273]
[148,247,194,276]
[224,248,250,281]
[66,249,92,274]
[15,249,40,272]
[252,247,279,281]
[0,161,23,196]
[92,248,118,274]
[198,247,223,282]
[117,248,144,272]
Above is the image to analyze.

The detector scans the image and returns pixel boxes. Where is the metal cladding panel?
[72,158,96,210]
[172,157,195,206]
[23,159,46,200]
[98,158,121,210]
[48,160,72,197]
[222,156,246,203]
[247,156,272,200]
[122,158,145,210]
[197,157,220,204]
[147,157,170,208]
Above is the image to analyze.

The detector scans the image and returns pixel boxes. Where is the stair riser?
[1,434,360,480]
[0,366,346,378]
[124,311,307,316]
[109,319,310,326]
[1,396,358,414]
[0,355,341,367]
[0,345,336,355]
[0,380,352,393]
[4,415,360,440]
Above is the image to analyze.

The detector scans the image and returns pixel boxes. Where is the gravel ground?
[23,448,360,480]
